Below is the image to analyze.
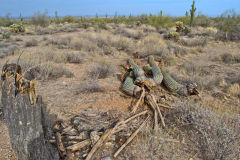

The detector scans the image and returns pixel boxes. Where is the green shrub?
[0,13,14,27]
[61,16,78,23]
[216,10,240,41]
[183,25,191,35]
[2,31,10,39]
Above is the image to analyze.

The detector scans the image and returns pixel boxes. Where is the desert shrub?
[166,103,240,160]
[183,25,191,35]
[114,27,145,39]
[25,39,38,47]
[228,83,240,97]
[9,23,25,33]
[163,55,176,66]
[87,62,113,79]
[61,16,78,23]
[47,36,72,49]
[219,53,240,64]
[179,37,208,47]
[216,10,240,41]
[137,33,168,57]
[110,36,134,52]
[58,23,79,32]
[139,24,156,33]
[75,80,103,94]
[15,37,23,41]
[2,31,10,39]
[166,41,188,56]
[194,14,214,27]
[225,74,240,85]
[170,62,219,91]
[70,38,100,52]
[97,21,107,30]
[34,27,53,35]
[46,63,74,79]
[31,11,50,27]
[65,53,84,64]
[9,58,73,80]
[0,13,14,27]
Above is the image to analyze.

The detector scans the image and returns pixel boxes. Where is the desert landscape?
[0,3,240,160]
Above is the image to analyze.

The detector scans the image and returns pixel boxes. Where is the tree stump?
[1,77,59,160]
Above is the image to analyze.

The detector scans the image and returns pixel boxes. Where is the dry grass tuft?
[137,33,168,57]
[114,27,145,39]
[228,83,240,97]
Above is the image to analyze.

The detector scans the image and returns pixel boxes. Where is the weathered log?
[1,77,59,160]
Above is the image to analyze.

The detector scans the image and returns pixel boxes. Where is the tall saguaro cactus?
[190,0,196,27]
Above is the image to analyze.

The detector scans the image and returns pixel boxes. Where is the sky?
[0,0,239,18]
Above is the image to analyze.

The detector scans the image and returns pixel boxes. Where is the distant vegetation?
[0,1,240,41]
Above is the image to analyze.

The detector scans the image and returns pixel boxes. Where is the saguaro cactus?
[1,76,58,159]
[190,0,196,27]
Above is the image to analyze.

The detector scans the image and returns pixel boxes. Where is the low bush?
[66,53,84,64]
[166,103,240,160]
[87,62,113,79]
[219,53,240,64]
[25,39,38,47]
[2,31,10,39]
[75,80,103,94]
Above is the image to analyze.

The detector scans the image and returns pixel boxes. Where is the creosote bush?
[87,62,113,80]
[25,39,38,47]
[166,103,240,160]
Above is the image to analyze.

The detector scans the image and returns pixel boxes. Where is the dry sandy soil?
[0,23,239,159]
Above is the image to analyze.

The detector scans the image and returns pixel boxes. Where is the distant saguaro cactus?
[190,0,197,27]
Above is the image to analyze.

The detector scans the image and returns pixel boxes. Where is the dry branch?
[85,129,112,160]
[131,87,145,113]
[55,132,67,158]
[113,114,150,158]
[66,139,91,152]
[151,94,166,128]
